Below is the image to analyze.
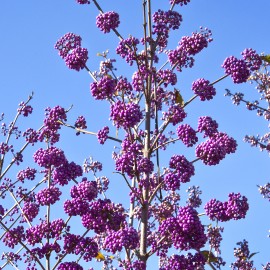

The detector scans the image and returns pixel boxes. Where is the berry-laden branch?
[225,56,270,245]
[0,0,268,269]
[52,0,263,269]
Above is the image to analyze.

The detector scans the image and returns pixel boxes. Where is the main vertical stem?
[140,103,151,261]
[140,0,153,263]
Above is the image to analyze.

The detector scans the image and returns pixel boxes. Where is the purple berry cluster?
[64,197,89,216]
[3,226,25,249]
[104,227,139,253]
[23,128,39,145]
[169,154,195,184]
[115,135,145,177]
[96,11,120,33]
[97,126,109,144]
[33,147,67,168]
[179,27,212,56]
[167,48,194,72]
[17,167,37,182]
[167,28,212,71]
[213,132,237,154]
[159,206,207,251]
[74,115,87,135]
[197,116,218,137]
[207,226,224,253]
[30,242,61,260]
[90,76,116,100]
[176,124,198,147]
[39,106,67,144]
[110,101,143,129]
[230,240,255,270]
[116,36,140,65]
[0,142,12,155]
[70,180,98,201]
[138,157,154,174]
[55,32,88,71]
[191,78,216,101]
[17,102,33,117]
[55,33,82,59]
[161,253,205,270]
[81,199,125,233]
[57,261,83,270]
[118,260,146,270]
[222,56,250,84]
[36,186,62,206]
[186,185,202,208]
[132,69,148,92]
[99,58,116,75]
[152,10,182,38]
[164,171,181,191]
[195,131,237,165]
[63,233,98,261]
[241,48,262,71]
[52,161,83,186]
[163,104,187,125]
[64,180,98,216]
[26,219,65,245]
[1,252,21,267]
[22,202,39,222]
[115,77,133,95]
[204,192,249,222]
[157,69,177,87]
[115,153,136,177]
[64,47,88,71]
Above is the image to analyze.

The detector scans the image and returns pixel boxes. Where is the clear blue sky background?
[0,1,270,269]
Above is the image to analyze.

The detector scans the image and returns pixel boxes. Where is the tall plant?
[0,1,267,269]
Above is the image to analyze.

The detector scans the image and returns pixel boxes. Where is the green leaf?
[174,89,184,107]
[261,55,270,63]
[248,252,259,259]
[200,250,218,262]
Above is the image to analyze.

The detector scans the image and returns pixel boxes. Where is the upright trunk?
[139,103,151,262]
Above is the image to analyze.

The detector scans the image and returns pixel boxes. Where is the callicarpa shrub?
[225,54,270,156]
[225,54,270,270]
[0,1,268,270]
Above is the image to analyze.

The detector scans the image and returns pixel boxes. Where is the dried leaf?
[175,89,184,107]
[96,252,105,261]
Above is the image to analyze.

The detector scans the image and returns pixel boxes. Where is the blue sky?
[0,1,270,269]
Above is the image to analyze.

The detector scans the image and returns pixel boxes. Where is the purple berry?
[176,124,198,147]
[64,47,88,71]
[191,78,216,101]
[55,33,82,59]
[91,76,116,100]
[197,116,218,137]
[222,56,250,83]
[241,48,262,71]
[110,101,143,129]
[96,11,120,33]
